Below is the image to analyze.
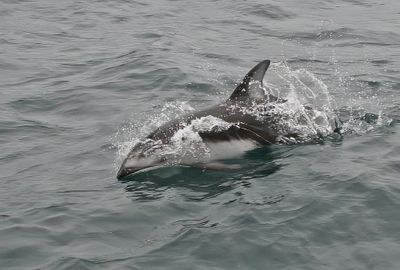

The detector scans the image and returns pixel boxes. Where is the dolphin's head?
[117,139,168,179]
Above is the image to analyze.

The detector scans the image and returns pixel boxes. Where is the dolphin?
[117,60,327,179]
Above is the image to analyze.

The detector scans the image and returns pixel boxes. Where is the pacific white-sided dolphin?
[117,60,332,179]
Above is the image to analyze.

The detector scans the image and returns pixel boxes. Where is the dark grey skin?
[117,60,288,179]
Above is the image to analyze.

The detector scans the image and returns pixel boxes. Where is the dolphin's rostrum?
[117,60,329,179]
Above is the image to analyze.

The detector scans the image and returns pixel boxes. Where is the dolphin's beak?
[116,158,140,180]
[116,164,160,179]
[116,156,166,180]
[116,164,134,180]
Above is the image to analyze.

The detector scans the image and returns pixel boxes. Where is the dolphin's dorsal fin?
[229,60,270,101]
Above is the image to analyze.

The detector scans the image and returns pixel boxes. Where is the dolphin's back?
[147,102,279,145]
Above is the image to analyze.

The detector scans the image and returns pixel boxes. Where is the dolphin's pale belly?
[205,139,259,160]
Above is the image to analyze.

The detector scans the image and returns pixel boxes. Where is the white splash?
[234,62,339,143]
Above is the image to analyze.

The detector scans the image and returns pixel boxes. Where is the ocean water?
[1,0,399,269]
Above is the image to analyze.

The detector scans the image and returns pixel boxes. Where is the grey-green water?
[1,0,399,269]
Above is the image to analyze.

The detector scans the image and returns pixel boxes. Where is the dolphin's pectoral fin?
[229,59,270,101]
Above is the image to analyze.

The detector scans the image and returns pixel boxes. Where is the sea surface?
[1,0,400,269]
